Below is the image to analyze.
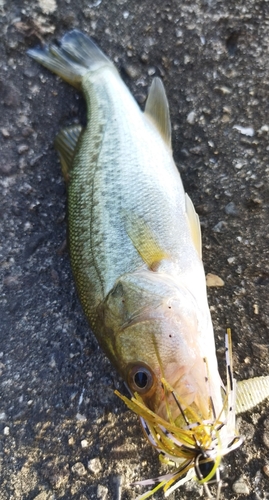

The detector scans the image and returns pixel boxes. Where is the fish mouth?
[115,330,243,499]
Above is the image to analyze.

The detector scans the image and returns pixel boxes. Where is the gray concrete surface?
[1,0,269,499]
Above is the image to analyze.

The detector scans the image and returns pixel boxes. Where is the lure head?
[96,270,242,496]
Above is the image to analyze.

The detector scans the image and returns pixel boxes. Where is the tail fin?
[27,30,113,89]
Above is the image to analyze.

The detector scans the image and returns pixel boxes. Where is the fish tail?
[27,30,112,89]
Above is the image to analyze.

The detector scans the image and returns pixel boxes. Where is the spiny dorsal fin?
[236,376,269,414]
[145,77,172,148]
[124,211,169,270]
[185,193,202,258]
[54,125,83,181]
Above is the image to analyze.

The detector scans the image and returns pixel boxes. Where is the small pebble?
[140,52,149,63]
[233,125,255,137]
[136,93,146,105]
[21,126,34,137]
[19,157,27,170]
[123,65,139,79]
[81,439,88,448]
[263,464,269,477]
[33,492,53,500]
[215,85,232,94]
[227,257,235,264]
[263,430,269,448]
[0,362,5,376]
[184,54,191,64]
[225,202,239,216]
[3,426,10,436]
[0,163,14,175]
[234,161,245,170]
[30,154,43,167]
[49,356,56,369]
[3,276,20,288]
[97,484,108,500]
[259,124,269,133]
[221,114,231,123]
[76,412,87,421]
[148,67,156,76]
[206,273,224,287]
[38,0,57,14]
[212,221,227,233]
[232,477,250,494]
[187,111,196,124]
[264,418,269,430]
[71,462,86,476]
[17,144,29,154]
[253,303,259,315]
[1,128,10,137]
[250,196,262,205]
[88,457,102,475]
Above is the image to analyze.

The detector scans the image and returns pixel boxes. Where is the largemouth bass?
[28,31,269,499]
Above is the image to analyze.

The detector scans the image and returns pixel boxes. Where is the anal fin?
[54,125,83,181]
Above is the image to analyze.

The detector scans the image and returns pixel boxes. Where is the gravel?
[1,1,269,499]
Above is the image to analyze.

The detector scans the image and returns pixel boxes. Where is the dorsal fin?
[144,77,172,148]
[185,193,202,258]
[54,125,83,181]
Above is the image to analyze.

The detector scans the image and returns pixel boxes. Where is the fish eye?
[127,364,154,394]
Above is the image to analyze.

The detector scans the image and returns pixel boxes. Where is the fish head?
[96,269,242,487]
[96,269,242,496]
[98,270,223,420]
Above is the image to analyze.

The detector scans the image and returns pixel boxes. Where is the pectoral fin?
[124,212,169,270]
[54,125,83,181]
[185,193,202,258]
[145,77,172,148]
[236,376,269,414]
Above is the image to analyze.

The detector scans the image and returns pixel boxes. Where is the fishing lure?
[116,329,242,499]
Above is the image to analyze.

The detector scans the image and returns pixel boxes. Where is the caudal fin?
[27,30,113,89]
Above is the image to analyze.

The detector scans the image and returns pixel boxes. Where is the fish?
[27,30,269,499]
